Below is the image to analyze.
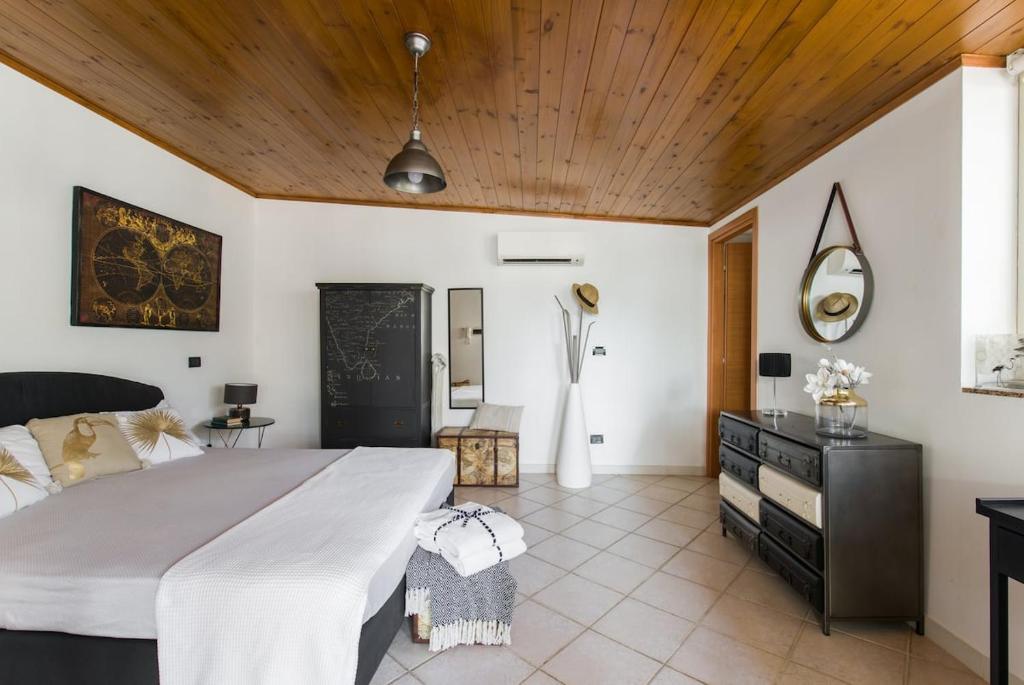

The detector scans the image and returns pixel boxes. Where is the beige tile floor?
[376,473,983,685]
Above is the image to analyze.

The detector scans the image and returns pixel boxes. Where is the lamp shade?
[758,353,791,378]
[383,131,446,194]
[224,383,258,405]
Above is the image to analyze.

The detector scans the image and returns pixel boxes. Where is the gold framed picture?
[71,187,222,331]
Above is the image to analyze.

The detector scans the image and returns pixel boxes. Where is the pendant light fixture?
[383,32,447,194]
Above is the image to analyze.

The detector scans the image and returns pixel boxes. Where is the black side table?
[976,497,1024,685]
[203,417,275,448]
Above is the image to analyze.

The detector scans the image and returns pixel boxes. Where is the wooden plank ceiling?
[1,1,1022,226]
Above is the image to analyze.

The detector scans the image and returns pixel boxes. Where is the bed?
[0,372,454,685]
[450,384,483,408]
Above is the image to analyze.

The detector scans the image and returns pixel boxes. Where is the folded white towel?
[434,509,524,559]
[441,537,527,577]
[415,503,490,554]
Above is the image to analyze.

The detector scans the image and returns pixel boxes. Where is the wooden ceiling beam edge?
[251,192,709,227]
[707,52,1006,227]
[0,48,256,198]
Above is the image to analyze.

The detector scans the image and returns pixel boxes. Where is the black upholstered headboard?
[0,372,164,427]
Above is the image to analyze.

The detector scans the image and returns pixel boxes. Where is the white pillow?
[0,426,51,518]
[468,404,524,433]
[116,407,203,466]
[0,424,59,493]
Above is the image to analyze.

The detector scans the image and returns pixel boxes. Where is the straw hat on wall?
[572,283,599,314]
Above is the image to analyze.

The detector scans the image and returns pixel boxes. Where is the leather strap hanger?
[809,182,863,265]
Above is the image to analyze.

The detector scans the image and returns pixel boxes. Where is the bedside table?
[203,417,275,448]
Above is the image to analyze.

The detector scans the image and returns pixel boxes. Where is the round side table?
[202,417,275,448]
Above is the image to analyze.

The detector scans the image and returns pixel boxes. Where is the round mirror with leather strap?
[799,245,874,343]
[799,182,874,343]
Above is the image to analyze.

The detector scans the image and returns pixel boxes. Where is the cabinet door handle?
[393,419,405,427]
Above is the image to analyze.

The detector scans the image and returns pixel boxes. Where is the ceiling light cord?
[411,52,420,134]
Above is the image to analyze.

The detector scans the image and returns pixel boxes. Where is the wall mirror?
[449,288,484,408]
[800,246,873,343]
[799,183,874,343]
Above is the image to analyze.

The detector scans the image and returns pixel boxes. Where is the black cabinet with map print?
[317,283,433,449]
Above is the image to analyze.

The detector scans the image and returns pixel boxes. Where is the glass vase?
[815,389,868,438]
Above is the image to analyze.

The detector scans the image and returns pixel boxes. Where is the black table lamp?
[224,383,257,421]
[759,353,791,417]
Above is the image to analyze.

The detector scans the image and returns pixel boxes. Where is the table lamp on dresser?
[224,383,257,422]
[759,353,790,417]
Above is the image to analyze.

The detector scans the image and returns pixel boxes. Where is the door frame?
[706,208,758,477]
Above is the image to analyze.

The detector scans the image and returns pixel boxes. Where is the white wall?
[711,67,1023,680]
[0,64,257,434]
[251,201,708,473]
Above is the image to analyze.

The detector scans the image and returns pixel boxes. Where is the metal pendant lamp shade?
[384,130,446,193]
[384,32,446,194]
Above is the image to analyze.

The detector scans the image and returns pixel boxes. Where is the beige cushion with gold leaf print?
[116,407,203,466]
[27,413,142,487]
[0,446,48,518]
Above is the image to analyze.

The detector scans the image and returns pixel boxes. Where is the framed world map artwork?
[71,187,222,331]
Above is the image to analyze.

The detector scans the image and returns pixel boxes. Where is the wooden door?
[706,208,758,478]
[722,243,753,411]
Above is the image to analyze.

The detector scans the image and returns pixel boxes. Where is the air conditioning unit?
[497,232,584,265]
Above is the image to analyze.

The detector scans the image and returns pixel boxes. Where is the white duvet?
[156,446,454,685]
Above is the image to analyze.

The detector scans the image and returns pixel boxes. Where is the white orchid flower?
[803,369,837,403]
[804,357,871,401]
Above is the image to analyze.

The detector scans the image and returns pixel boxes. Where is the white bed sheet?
[0,447,454,639]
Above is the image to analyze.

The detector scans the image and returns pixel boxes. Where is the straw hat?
[815,292,859,323]
[572,283,599,314]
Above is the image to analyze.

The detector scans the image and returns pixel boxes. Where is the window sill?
[962,386,1024,398]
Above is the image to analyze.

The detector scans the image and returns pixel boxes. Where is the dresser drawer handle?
[393,419,405,427]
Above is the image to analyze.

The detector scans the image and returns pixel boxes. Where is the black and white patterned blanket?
[405,545,516,651]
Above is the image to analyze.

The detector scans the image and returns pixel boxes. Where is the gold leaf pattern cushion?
[0,424,59,493]
[28,413,142,487]
[116,407,203,466]
[0,447,47,517]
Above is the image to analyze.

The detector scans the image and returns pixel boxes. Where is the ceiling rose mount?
[383,32,446,194]
[404,32,431,57]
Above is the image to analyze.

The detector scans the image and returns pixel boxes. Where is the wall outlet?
[589,434,604,444]
[188,356,202,368]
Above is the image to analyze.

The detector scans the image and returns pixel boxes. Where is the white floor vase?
[556,383,592,488]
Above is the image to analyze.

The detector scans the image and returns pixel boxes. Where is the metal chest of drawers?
[718,410,924,635]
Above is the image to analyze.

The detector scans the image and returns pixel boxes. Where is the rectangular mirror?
[449,288,484,408]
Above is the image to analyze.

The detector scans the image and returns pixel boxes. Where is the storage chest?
[437,427,519,487]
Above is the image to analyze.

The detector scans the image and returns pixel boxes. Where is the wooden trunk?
[437,427,519,487]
